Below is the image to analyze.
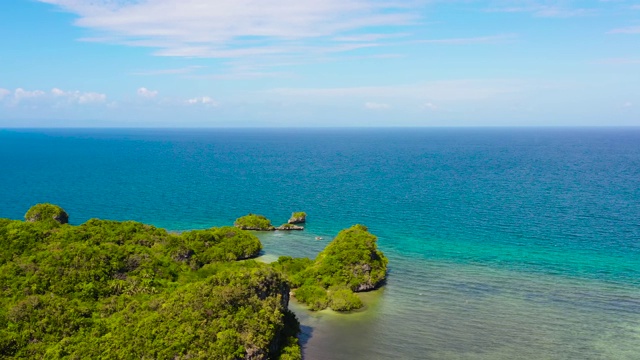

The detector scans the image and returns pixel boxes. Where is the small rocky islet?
[234,212,305,231]
[0,204,388,359]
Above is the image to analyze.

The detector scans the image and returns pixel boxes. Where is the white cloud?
[186,96,217,106]
[0,87,106,106]
[131,66,205,76]
[422,102,437,110]
[76,92,107,104]
[36,0,418,59]
[14,88,46,101]
[270,79,524,102]
[51,88,107,104]
[486,4,593,18]
[137,87,159,98]
[623,101,633,108]
[412,34,516,45]
[596,57,640,65]
[51,88,66,97]
[608,26,640,34]
[365,102,390,110]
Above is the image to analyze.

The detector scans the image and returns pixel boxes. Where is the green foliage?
[177,226,262,266]
[328,287,363,311]
[0,206,300,359]
[272,257,314,288]
[24,203,69,225]
[311,224,388,291]
[276,310,302,360]
[291,212,306,218]
[0,219,52,265]
[294,285,329,311]
[0,207,388,357]
[277,225,387,312]
[234,214,275,231]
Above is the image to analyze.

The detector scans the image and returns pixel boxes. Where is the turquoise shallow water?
[1,128,639,359]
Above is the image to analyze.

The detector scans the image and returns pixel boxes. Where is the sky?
[0,0,638,127]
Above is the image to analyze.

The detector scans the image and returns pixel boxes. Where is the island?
[287,212,306,224]
[0,204,388,359]
[273,224,388,311]
[275,223,304,231]
[234,213,276,231]
[235,214,304,231]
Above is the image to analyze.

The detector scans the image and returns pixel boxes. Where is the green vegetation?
[1,205,388,357]
[0,204,298,359]
[176,226,262,265]
[234,214,275,231]
[328,286,364,311]
[273,224,388,312]
[287,212,306,224]
[293,285,329,311]
[24,203,69,225]
[276,223,303,230]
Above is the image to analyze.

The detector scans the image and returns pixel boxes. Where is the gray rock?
[275,224,304,231]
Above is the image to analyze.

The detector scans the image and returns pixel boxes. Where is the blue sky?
[0,0,638,127]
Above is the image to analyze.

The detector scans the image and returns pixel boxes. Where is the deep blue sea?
[1,128,639,359]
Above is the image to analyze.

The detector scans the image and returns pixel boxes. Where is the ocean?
[1,128,639,359]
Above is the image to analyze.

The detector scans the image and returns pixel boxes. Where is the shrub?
[329,287,363,311]
[294,285,329,311]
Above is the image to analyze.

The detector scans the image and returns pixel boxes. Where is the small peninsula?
[273,224,388,311]
[0,205,388,359]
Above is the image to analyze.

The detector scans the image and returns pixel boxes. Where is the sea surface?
[1,128,639,359]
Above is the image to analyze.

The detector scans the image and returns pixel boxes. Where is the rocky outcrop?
[351,263,382,292]
[315,224,388,293]
[287,212,306,224]
[235,225,276,231]
[275,224,304,231]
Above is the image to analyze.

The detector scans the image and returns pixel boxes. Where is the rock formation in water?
[234,214,276,231]
[287,212,306,224]
[276,224,304,231]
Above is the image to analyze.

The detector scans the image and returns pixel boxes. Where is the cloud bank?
[38,0,418,58]
[1,87,107,106]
